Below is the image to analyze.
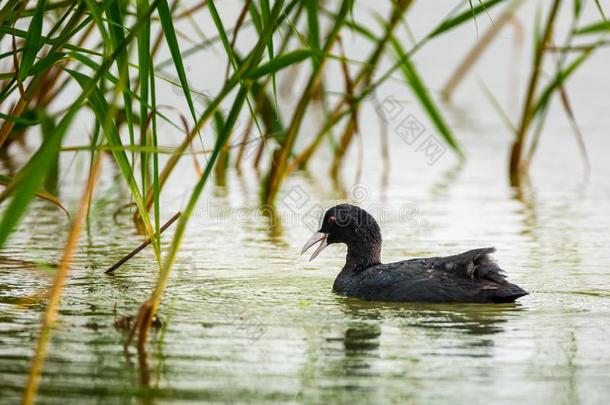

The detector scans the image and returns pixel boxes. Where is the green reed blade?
[157,0,200,138]
[531,49,592,117]
[137,0,152,197]
[0,111,38,125]
[428,0,507,39]
[574,20,610,35]
[106,0,136,166]
[391,38,464,158]
[245,49,316,80]
[68,69,159,258]
[17,0,46,81]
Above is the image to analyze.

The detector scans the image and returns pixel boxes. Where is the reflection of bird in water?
[312,299,521,387]
[343,323,382,354]
[303,204,528,303]
[331,322,382,378]
[338,297,520,337]
[405,304,516,337]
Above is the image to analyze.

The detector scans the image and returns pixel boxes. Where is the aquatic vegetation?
[0,0,607,402]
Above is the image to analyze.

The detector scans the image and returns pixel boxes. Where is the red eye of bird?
[328,216,335,223]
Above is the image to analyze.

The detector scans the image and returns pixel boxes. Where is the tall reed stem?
[509,0,562,185]
[22,154,102,405]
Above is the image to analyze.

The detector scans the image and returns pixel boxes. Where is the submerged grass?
[0,1,606,402]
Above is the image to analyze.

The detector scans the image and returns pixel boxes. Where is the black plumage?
[302,204,528,303]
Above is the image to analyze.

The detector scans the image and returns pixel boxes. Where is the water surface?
[2,2,610,403]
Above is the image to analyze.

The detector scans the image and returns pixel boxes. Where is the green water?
[2,120,610,403]
[2,2,610,404]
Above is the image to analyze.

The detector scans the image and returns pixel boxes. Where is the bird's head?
[301,204,382,265]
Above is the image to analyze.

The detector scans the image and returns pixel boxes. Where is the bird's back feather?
[333,247,528,303]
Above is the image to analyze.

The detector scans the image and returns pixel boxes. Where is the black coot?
[302,204,528,303]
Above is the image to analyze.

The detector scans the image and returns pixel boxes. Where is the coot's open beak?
[301,232,329,261]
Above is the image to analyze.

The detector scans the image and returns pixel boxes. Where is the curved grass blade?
[65,50,184,133]
[574,21,610,35]
[391,38,464,158]
[531,49,592,117]
[0,112,66,249]
[0,111,38,125]
[428,0,507,39]
[0,174,70,217]
[245,49,316,80]
[28,52,66,77]
[67,69,159,256]
[0,0,21,26]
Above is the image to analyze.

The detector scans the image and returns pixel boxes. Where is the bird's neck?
[345,241,381,272]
